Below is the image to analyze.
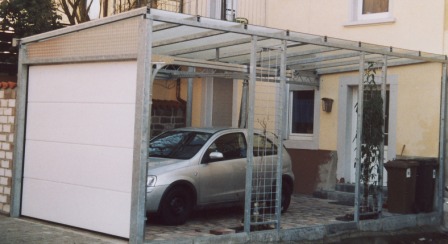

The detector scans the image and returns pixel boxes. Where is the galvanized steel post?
[354,52,365,222]
[244,35,257,233]
[273,40,288,231]
[378,55,388,217]
[129,14,153,244]
[11,42,27,218]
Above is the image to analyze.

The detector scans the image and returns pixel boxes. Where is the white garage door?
[22,61,138,238]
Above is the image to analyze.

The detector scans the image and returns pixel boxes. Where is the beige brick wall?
[0,87,15,214]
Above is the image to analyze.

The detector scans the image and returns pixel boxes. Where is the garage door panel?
[22,178,131,238]
[24,141,133,192]
[23,62,137,238]
[26,103,135,148]
[28,62,137,104]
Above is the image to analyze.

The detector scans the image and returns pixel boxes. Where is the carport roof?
[20,7,448,85]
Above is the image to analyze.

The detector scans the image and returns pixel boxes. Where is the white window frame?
[346,0,395,26]
[284,85,320,150]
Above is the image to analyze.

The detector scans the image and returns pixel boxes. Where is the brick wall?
[0,85,15,214]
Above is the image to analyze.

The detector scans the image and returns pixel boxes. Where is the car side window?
[253,133,278,157]
[202,133,247,163]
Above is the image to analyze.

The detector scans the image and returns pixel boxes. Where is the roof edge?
[20,7,149,45]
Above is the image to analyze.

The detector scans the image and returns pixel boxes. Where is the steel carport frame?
[10,6,448,243]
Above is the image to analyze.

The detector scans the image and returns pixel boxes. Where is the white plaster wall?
[265,0,445,54]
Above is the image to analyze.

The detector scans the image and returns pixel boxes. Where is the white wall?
[265,0,445,54]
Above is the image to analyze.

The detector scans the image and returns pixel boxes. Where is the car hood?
[147,157,191,175]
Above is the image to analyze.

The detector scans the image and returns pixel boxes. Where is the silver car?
[146,127,295,225]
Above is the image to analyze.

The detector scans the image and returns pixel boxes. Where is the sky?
[89,0,100,19]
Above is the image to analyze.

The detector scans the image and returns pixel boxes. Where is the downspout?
[176,79,187,126]
[239,80,248,128]
[439,63,447,223]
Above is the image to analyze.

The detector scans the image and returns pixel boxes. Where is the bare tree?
[56,0,94,25]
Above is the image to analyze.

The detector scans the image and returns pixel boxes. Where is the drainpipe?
[239,80,248,128]
[438,63,447,223]
[186,67,194,127]
[176,78,187,126]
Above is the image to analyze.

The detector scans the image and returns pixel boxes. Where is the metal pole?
[438,63,447,222]
[186,67,194,127]
[274,40,287,231]
[244,35,257,234]
[129,15,152,244]
[11,42,27,218]
[378,55,388,217]
[354,52,365,222]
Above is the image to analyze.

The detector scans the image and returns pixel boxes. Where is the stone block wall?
[0,87,15,214]
[150,100,186,137]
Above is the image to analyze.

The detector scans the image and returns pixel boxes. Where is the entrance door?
[349,87,389,186]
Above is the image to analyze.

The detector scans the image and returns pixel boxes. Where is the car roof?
[171,127,243,134]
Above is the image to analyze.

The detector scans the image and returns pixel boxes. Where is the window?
[253,133,277,156]
[149,131,212,159]
[362,0,389,15]
[203,133,246,163]
[347,0,394,25]
[285,86,320,149]
[291,90,315,135]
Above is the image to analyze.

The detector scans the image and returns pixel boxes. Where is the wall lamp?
[321,98,334,112]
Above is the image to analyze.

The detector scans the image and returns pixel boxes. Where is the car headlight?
[147,175,157,187]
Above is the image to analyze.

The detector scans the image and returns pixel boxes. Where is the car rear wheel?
[160,186,193,225]
[267,181,292,213]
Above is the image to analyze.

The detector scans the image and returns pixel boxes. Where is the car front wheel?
[159,186,193,225]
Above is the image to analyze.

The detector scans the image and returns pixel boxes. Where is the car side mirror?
[209,151,224,160]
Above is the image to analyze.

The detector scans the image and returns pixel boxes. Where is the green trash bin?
[415,158,438,213]
[384,160,419,214]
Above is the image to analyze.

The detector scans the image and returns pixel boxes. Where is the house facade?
[263,0,446,194]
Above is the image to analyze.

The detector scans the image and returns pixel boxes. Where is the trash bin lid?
[416,158,438,166]
[384,160,419,169]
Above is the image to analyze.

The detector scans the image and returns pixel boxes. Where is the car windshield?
[149,131,212,159]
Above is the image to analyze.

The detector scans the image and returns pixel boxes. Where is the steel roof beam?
[292,55,400,71]
[162,36,269,56]
[316,59,425,74]
[232,46,340,65]
[152,22,180,31]
[153,30,225,47]
[286,51,361,66]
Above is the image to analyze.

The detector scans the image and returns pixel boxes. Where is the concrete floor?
[0,194,441,243]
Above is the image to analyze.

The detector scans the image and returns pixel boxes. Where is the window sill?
[344,17,396,27]
[284,138,318,150]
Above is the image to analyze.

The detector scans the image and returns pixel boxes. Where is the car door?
[197,132,247,204]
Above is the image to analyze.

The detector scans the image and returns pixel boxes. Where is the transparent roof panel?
[21,6,447,76]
